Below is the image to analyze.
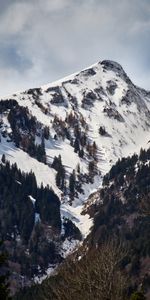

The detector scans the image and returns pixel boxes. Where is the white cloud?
[42,0,70,12]
[0,2,33,36]
[0,0,149,96]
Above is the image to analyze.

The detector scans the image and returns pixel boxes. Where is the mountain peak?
[100,60,132,84]
[0,59,150,291]
[101,60,124,72]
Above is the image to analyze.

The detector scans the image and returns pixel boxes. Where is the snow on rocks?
[0,59,150,244]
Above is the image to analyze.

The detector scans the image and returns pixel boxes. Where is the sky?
[0,0,150,97]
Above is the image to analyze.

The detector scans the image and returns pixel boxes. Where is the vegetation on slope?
[0,158,61,292]
[14,148,150,299]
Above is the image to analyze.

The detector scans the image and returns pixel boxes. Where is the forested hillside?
[13,148,150,299]
[0,158,62,293]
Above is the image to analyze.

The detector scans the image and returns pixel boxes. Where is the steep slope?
[0,60,150,290]
[86,148,150,298]
[14,148,150,300]
[1,60,150,176]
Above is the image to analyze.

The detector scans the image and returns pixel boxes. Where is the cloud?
[0,0,149,97]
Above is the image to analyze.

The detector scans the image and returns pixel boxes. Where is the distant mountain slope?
[0,60,150,292]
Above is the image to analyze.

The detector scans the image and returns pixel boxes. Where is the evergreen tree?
[56,166,65,190]
[51,155,62,171]
[99,126,107,136]
[54,156,65,190]
[43,126,50,140]
[56,171,61,189]
[80,132,87,147]
[69,170,76,195]
[35,135,46,164]
[77,163,80,174]
[0,242,10,300]
[79,148,84,158]
[92,141,97,159]
[1,154,6,164]
[74,138,80,153]
[139,148,147,162]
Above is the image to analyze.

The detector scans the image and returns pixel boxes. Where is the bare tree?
[43,239,128,300]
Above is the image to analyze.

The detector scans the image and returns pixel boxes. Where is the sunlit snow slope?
[0,60,150,240]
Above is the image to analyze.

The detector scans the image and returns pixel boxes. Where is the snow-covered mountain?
[0,60,150,286]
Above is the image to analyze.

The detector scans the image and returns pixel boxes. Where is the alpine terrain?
[0,60,150,297]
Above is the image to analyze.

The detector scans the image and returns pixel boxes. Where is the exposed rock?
[99,126,111,137]
[62,84,78,108]
[82,91,97,108]
[80,67,96,77]
[71,78,79,85]
[101,60,132,85]
[26,88,42,96]
[106,80,117,95]
[103,106,124,122]
[46,86,61,94]
[101,60,124,73]
[51,93,63,104]
[94,87,106,99]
